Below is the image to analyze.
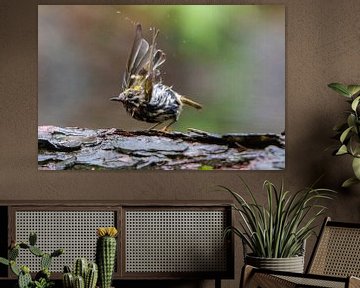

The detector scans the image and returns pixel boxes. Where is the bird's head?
[110,87,143,105]
[110,92,126,103]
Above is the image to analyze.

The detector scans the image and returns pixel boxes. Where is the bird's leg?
[160,120,176,132]
[148,122,161,130]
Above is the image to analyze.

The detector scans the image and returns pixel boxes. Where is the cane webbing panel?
[15,211,115,272]
[125,210,227,273]
[249,272,297,288]
[277,275,345,288]
[309,226,360,277]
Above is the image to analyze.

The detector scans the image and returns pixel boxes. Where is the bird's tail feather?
[180,96,202,110]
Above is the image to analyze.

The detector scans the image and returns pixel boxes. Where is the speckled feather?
[111,24,201,130]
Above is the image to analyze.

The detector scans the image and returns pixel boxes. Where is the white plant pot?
[245,254,305,273]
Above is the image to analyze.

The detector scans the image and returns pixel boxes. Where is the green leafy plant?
[0,232,63,288]
[33,278,54,288]
[221,179,335,258]
[328,83,360,187]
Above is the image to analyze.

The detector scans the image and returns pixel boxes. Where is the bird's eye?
[127,92,134,98]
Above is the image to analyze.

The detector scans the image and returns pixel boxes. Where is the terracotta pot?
[245,254,305,273]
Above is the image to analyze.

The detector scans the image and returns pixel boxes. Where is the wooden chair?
[241,217,360,288]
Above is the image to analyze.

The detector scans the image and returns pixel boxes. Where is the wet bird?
[110,24,202,131]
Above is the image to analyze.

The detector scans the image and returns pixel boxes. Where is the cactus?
[18,266,32,288]
[29,245,44,257]
[19,243,30,249]
[62,265,74,288]
[9,246,19,260]
[0,232,64,288]
[51,248,64,257]
[29,232,37,246]
[35,268,51,282]
[10,260,21,276]
[0,257,9,266]
[74,258,88,279]
[41,253,52,270]
[85,263,98,288]
[96,227,118,288]
[63,272,74,288]
[63,260,98,288]
[74,275,85,288]
[64,265,72,273]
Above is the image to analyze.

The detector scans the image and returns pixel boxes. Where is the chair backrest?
[307,217,360,277]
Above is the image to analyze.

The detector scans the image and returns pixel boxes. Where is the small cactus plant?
[62,259,98,288]
[96,227,118,288]
[73,275,85,288]
[74,258,88,280]
[63,266,74,288]
[19,266,32,288]
[85,262,98,288]
[0,232,63,288]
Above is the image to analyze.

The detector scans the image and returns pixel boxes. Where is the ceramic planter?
[245,254,305,273]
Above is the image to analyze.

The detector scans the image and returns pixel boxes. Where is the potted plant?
[0,232,64,288]
[62,258,98,288]
[221,179,334,273]
[61,227,117,288]
[328,83,360,187]
[96,227,118,288]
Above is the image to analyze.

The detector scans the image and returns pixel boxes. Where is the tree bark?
[38,126,285,170]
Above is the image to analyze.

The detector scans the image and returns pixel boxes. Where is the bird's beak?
[110,96,121,101]
[110,92,126,102]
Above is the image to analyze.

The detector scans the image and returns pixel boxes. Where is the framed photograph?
[38,5,285,170]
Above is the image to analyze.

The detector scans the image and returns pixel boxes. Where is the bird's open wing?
[122,24,166,101]
[122,24,149,90]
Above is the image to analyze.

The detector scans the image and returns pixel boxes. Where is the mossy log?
[38,126,285,170]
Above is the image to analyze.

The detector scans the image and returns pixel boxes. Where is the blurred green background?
[38,5,284,133]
